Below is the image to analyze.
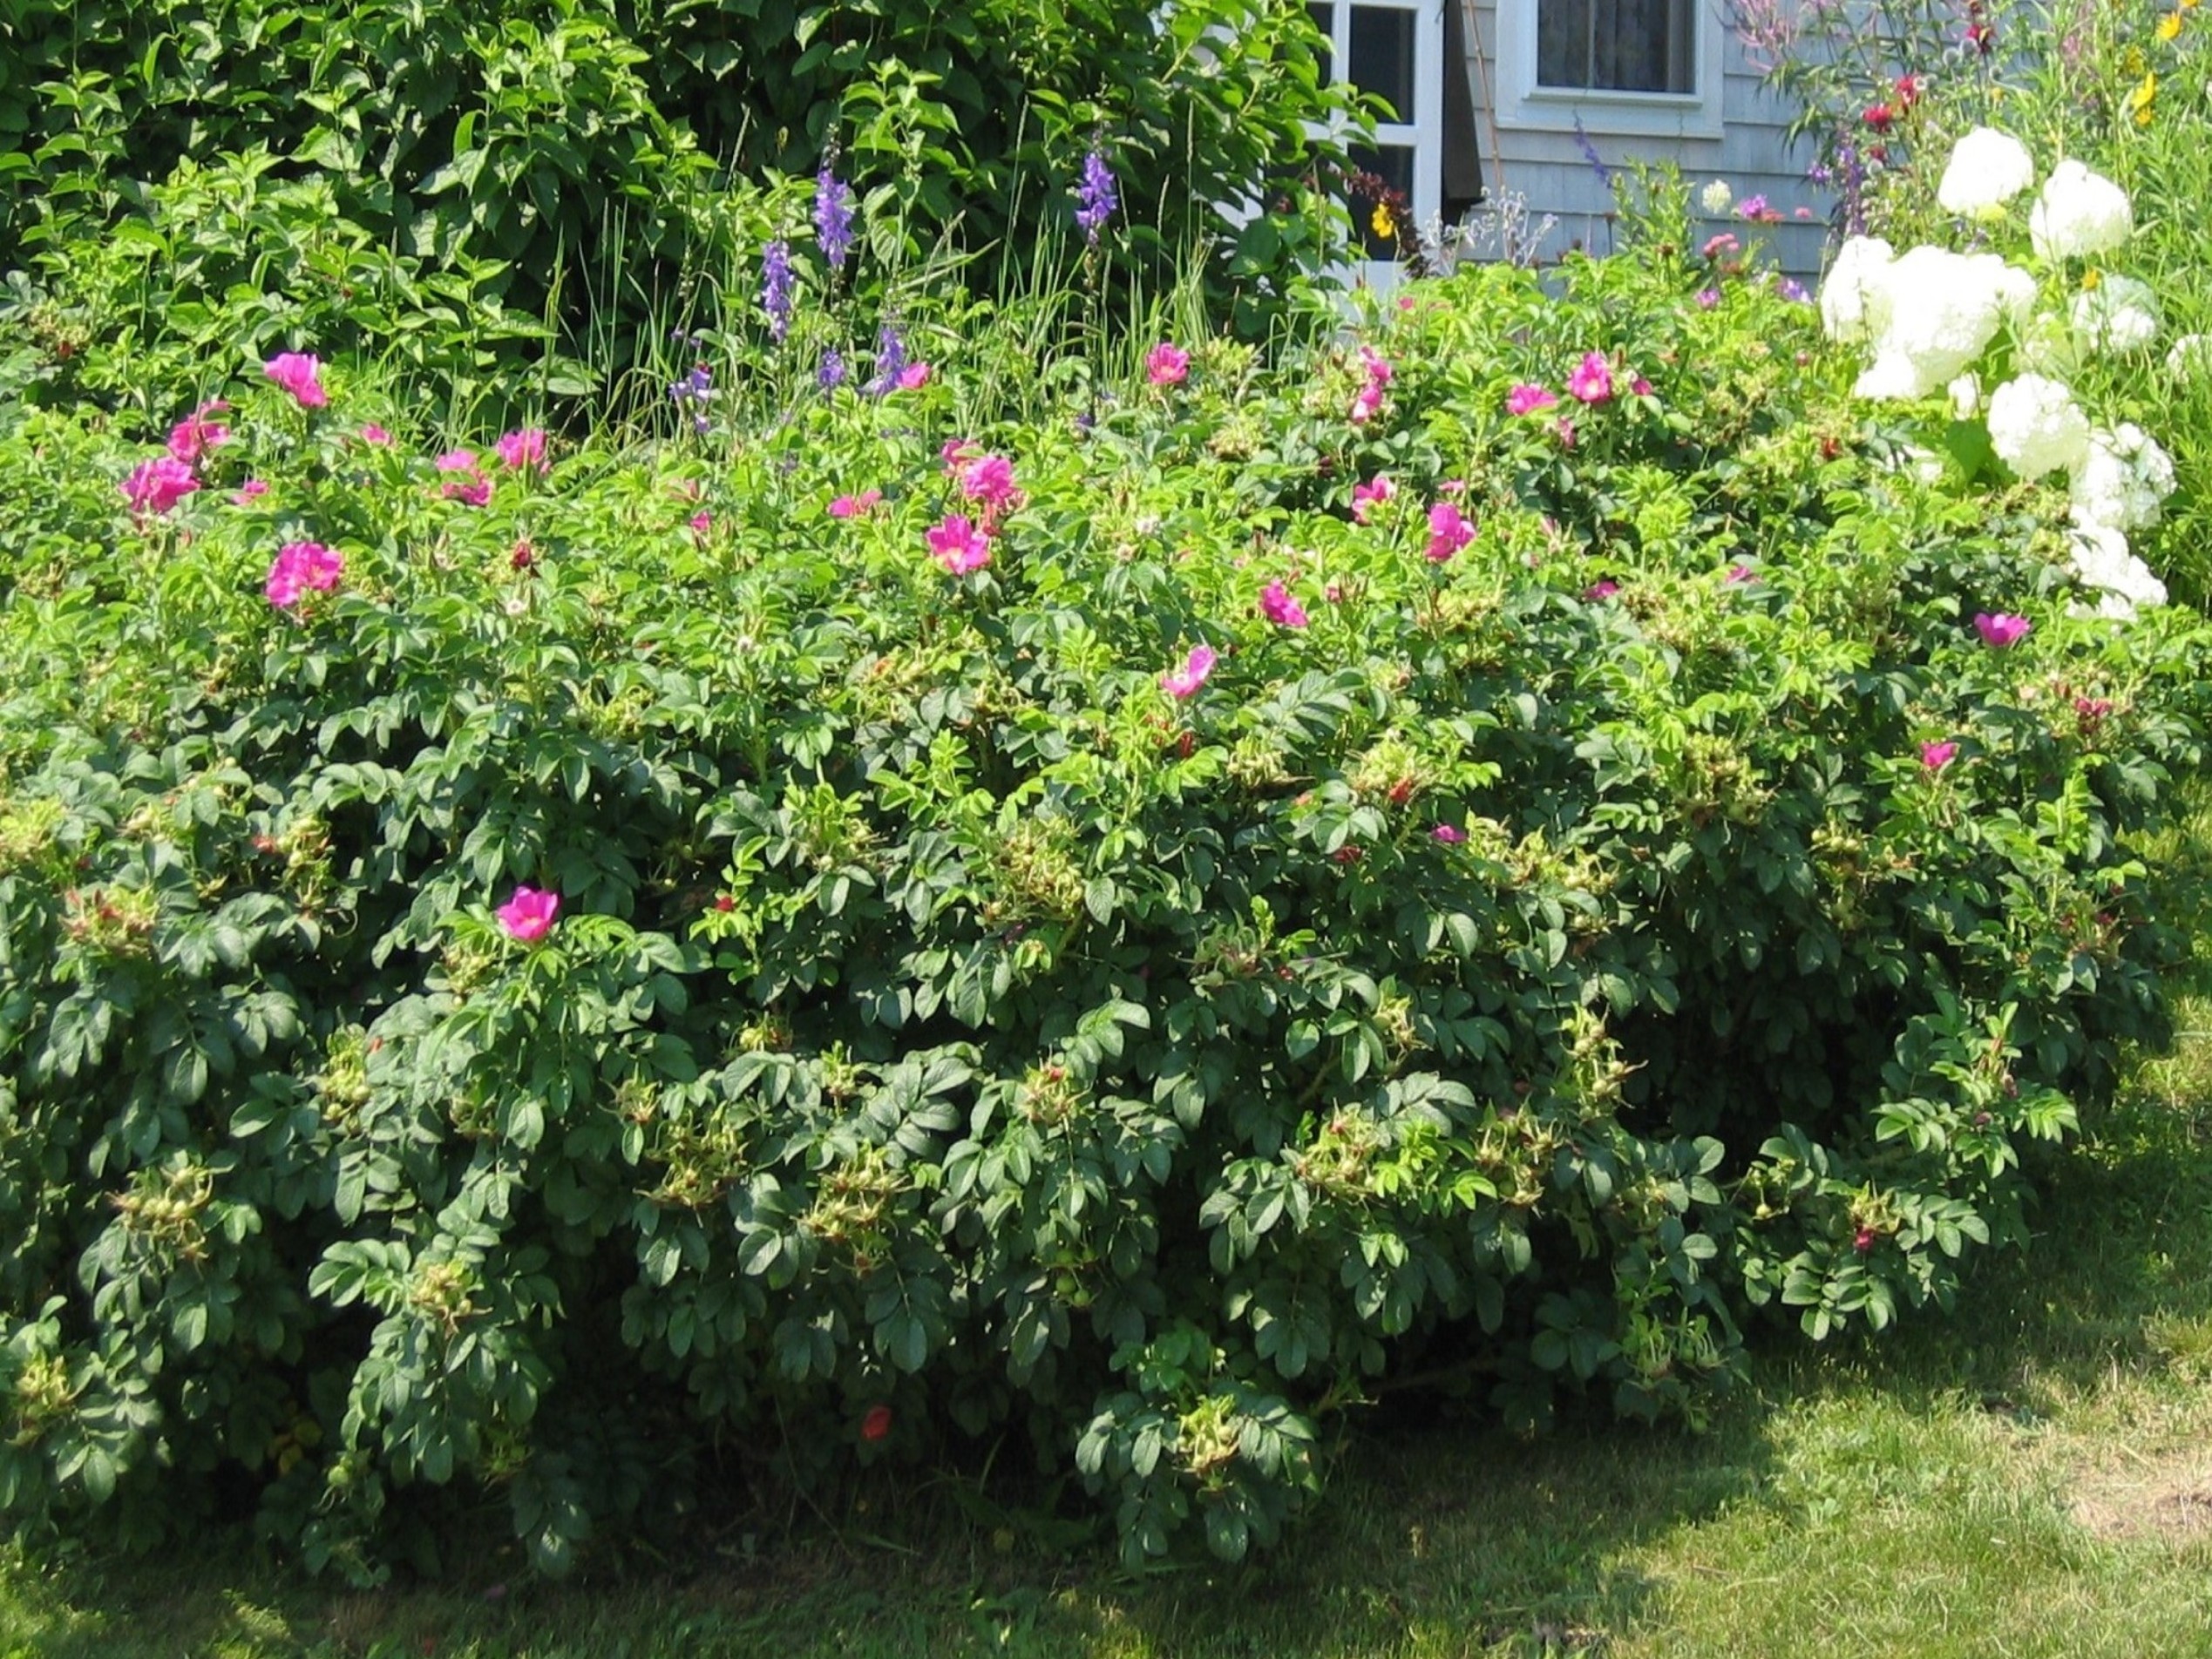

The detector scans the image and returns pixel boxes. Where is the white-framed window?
[1494,0,1724,139]
[1306,0,1446,276]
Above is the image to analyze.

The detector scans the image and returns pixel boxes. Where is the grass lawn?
[10,808,2212,1659]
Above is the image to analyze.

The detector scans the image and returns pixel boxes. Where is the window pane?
[1307,3,1334,83]
[1537,0,1694,93]
[1347,143,1415,258]
[1348,6,1417,123]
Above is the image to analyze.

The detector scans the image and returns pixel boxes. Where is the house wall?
[1463,0,1829,276]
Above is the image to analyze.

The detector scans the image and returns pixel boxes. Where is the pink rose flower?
[437,450,492,508]
[1725,562,1758,584]
[358,423,394,446]
[265,541,344,610]
[1432,823,1468,844]
[121,456,200,518]
[231,479,269,506]
[264,352,329,409]
[1920,740,1958,770]
[689,510,713,541]
[829,489,884,518]
[1425,502,1475,564]
[957,453,1020,514]
[1160,644,1218,700]
[495,885,561,943]
[167,400,231,464]
[1585,579,1620,600]
[1146,342,1191,385]
[1506,383,1557,416]
[926,512,992,575]
[1259,580,1309,629]
[1974,612,2031,648]
[897,362,932,390]
[494,428,547,471]
[1567,351,1614,404]
[1351,475,1394,524]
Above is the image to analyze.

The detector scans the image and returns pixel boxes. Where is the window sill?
[1499,88,1724,141]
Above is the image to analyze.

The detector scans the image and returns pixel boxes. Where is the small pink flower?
[231,479,269,506]
[1432,823,1468,844]
[1920,740,1958,770]
[264,352,329,409]
[1631,376,1653,396]
[1349,381,1386,425]
[1351,475,1395,524]
[1974,612,2031,648]
[494,428,547,471]
[689,510,713,540]
[264,541,343,610]
[437,450,492,508]
[1325,581,1345,604]
[1554,416,1578,447]
[167,401,230,464]
[1700,233,1740,261]
[495,885,561,943]
[1724,562,1757,584]
[358,423,394,446]
[926,512,992,575]
[1567,351,1614,404]
[1146,342,1191,385]
[1259,580,1309,629]
[1695,288,1722,310]
[1359,346,1394,388]
[1440,478,1468,496]
[897,362,933,390]
[1585,579,1620,600]
[1425,502,1475,564]
[1160,644,1218,700]
[940,437,980,473]
[829,489,884,518]
[957,454,1020,514]
[121,456,200,518]
[1506,383,1557,416]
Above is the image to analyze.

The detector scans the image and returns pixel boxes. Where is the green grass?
[10,811,2212,1659]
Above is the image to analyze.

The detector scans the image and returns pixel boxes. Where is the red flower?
[861,1405,894,1442]
[1853,1227,1877,1254]
[1862,102,1894,132]
[1894,74,1922,109]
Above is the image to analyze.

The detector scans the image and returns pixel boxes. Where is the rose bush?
[0,191,2207,1578]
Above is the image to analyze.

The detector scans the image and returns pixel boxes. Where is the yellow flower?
[2082,267,2103,290]
[2127,69,2158,126]
[2125,44,2148,75]
[2157,10,2182,39]
[1371,201,1397,240]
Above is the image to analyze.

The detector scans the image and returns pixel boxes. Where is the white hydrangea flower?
[2166,333,2212,376]
[2069,423,2175,532]
[1849,247,2037,400]
[2019,310,2084,376]
[1985,374,2092,478]
[2070,274,2160,354]
[1949,373,1980,419]
[1937,128,2036,219]
[1819,235,1894,344]
[1700,179,1734,215]
[2067,521,2167,620]
[2029,160,2133,259]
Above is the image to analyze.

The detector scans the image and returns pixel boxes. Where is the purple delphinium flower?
[1075,147,1118,245]
[1571,116,1613,187]
[761,238,794,343]
[818,349,846,390]
[1778,277,1810,303]
[669,363,713,436]
[815,166,856,274]
[864,323,907,396]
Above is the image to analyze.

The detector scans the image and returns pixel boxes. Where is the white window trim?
[1310,0,1445,288]
[1492,0,1725,140]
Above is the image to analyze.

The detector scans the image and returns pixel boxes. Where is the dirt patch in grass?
[2067,1445,2212,1542]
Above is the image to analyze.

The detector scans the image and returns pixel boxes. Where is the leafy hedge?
[0,0,1358,360]
[0,200,2205,1576]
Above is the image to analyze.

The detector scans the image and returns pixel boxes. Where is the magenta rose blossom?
[1585,579,1620,600]
[494,428,547,471]
[1160,644,1218,700]
[1352,475,1394,524]
[358,423,394,446]
[829,489,883,518]
[926,512,992,575]
[1425,502,1475,564]
[1259,580,1309,629]
[1146,342,1191,385]
[121,456,200,518]
[496,885,561,943]
[264,541,344,610]
[231,479,270,506]
[956,453,1021,517]
[264,352,329,409]
[1974,612,2031,648]
[1506,383,1557,416]
[167,401,231,464]
[437,450,492,508]
[1920,740,1958,770]
[1432,823,1468,844]
[1567,351,1614,404]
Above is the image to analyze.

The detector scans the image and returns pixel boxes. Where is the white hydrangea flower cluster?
[1822,240,2035,400]
[2070,274,2159,355]
[1936,128,2035,220]
[1815,132,2171,620]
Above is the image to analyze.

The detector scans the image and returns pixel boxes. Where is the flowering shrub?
[0,199,2207,1581]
